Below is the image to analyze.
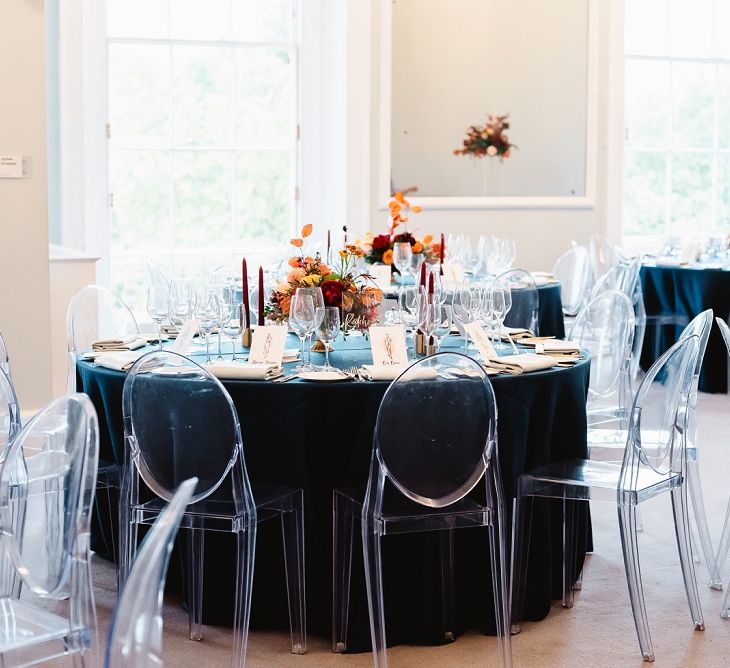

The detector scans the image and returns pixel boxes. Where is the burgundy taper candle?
[428,272,434,295]
[242,258,251,328]
[257,266,264,326]
[420,260,427,287]
[439,233,445,275]
[327,230,331,263]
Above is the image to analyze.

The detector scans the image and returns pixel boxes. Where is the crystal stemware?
[194,288,220,363]
[222,303,244,361]
[289,292,316,371]
[433,305,453,353]
[317,307,341,370]
[146,285,169,349]
[295,287,325,367]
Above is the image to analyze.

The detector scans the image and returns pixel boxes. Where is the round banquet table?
[385,282,565,338]
[78,334,588,650]
[640,264,730,393]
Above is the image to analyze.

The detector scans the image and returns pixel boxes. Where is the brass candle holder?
[241,328,253,348]
[415,332,426,355]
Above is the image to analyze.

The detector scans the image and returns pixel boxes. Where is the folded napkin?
[94,351,147,372]
[517,337,581,356]
[482,353,556,375]
[530,271,560,286]
[500,326,534,341]
[360,364,439,382]
[207,362,280,380]
[654,257,687,267]
[92,336,147,352]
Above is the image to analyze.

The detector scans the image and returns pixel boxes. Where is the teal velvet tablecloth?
[78,334,589,649]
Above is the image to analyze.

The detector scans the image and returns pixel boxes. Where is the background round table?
[78,335,588,650]
[640,264,730,392]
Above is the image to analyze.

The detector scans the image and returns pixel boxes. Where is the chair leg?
[617,502,654,662]
[687,460,722,589]
[562,497,576,609]
[280,490,306,654]
[332,494,354,653]
[439,528,456,642]
[233,522,256,668]
[187,528,205,641]
[670,487,705,632]
[362,519,387,667]
[509,496,533,635]
[487,466,512,668]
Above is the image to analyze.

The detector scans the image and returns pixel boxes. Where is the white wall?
[0,0,53,411]
[355,0,620,271]
[391,0,588,197]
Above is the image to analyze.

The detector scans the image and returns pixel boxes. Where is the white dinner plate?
[298,371,351,382]
[149,366,199,377]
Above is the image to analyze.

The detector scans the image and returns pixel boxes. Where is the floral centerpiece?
[453,113,514,159]
[265,225,382,332]
[359,192,443,268]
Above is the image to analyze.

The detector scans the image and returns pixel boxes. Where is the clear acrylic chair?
[710,317,730,613]
[570,289,635,430]
[105,477,197,668]
[120,350,306,666]
[552,243,592,317]
[67,284,138,564]
[67,284,139,393]
[587,310,719,588]
[0,367,21,455]
[511,336,702,662]
[332,353,511,667]
[0,393,100,666]
[588,234,623,285]
[0,329,10,380]
[499,268,539,335]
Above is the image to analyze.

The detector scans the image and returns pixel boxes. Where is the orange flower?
[411,205,422,213]
[394,191,405,204]
[422,234,433,244]
[288,256,301,268]
[382,249,393,265]
[301,223,313,238]
[290,238,303,248]
[412,242,423,254]
[280,295,291,315]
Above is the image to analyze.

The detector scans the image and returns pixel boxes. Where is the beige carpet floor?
[34,392,730,666]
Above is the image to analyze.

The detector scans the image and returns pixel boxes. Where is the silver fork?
[346,365,363,381]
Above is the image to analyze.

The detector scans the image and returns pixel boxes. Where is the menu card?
[465,322,497,361]
[369,325,408,366]
[248,325,287,366]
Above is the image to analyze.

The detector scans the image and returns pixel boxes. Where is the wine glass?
[488,280,513,349]
[146,285,169,349]
[289,292,316,371]
[221,303,244,361]
[317,307,341,370]
[432,305,453,353]
[194,287,220,363]
[418,296,438,350]
[393,242,413,280]
[168,278,195,333]
[295,287,325,367]
[455,283,476,351]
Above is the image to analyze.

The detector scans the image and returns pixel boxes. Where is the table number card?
[169,318,199,354]
[369,325,408,366]
[465,322,497,361]
[248,325,288,366]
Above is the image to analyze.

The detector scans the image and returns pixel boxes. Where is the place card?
[442,262,465,283]
[248,325,287,366]
[465,322,497,361]
[169,318,199,354]
[369,325,408,366]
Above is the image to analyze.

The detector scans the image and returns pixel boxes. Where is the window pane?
[109,150,172,250]
[624,0,667,56]
[718,65,730,148]
[234,151,293,242]
[667,0,713,58]
[623,152,667,235]
[714,0,730,58]
[235,48,295,148]
[172,0,230,41]
[716,154,730,224]
[173,151,233,249]
[173,46,234,147]
[232,0,293,43]
[625,60,670,148]
[110,256,149,318]
[671,63,715,149]
[107,0,169,39]
[109,45,171,148]
[671,152,712,235]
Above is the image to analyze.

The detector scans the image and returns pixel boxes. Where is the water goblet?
[317,307,341,370]
[289,292,316,371]
[222,303,244,361]
[295,287,325,367]
[194,288,221,363]
[433,305,453,353]
[146,285,169,349]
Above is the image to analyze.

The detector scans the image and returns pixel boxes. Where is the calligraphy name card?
[169,318,199,354]
[369,325,408,366]
[248,325,287,366]
[465,322,497,361]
